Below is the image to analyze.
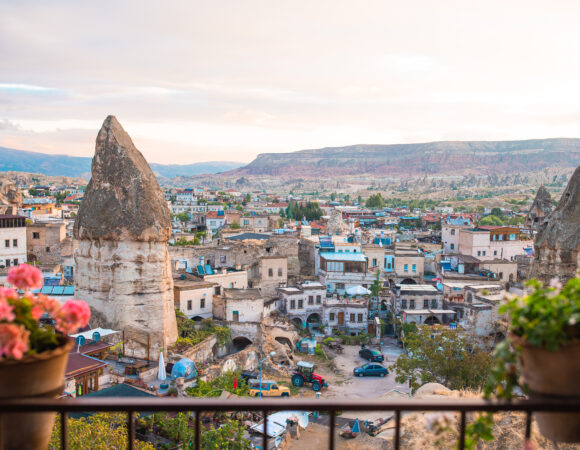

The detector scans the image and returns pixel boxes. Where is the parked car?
[248,379,291,397]
[359,348,384,362]
[353,363,389,377]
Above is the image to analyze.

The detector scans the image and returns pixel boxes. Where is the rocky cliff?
[229,138,580,178]
[74,116,177,359]
[531,165,580,283]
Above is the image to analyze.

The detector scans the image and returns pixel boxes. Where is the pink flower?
[0,298,15,321]
[0,323,30,360]
[55,300,90,334]
[6,264,43,290]
[0,287,18,301]
[33,294,62,317]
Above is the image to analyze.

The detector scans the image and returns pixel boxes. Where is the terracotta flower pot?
[0,338,73,450]
[512,334,580,442]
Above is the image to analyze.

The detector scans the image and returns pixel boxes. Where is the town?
[0,116,578,449]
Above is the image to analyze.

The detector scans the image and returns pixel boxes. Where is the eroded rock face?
[531,167,580,283]
[74,116,171,242]
[74,116,177,358]
[0,182,23,214]
[525,185,553,231]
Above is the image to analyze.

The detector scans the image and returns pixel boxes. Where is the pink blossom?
[0,287,18,301]
[55,300,90,334]
[6,264,43,290]
[0,323,30,360]
[0,297,14,321]
[33,294,62,317]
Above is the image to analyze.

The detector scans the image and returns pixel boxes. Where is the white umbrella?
[158,352,167,381]
[346,285,371,296]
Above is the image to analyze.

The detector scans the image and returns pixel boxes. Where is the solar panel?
[204,265,214,275]
[197,265,205,275]
[40,286,52,294]
[63,286,74,295]
[52,286,65,295]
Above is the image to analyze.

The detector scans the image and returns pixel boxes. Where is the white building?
[392,284,454,325]
[318,252,378,295]
[173,280,215,320]
[0,215,27,269]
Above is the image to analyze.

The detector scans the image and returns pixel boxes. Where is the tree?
[50,413,154,449]
[285,201,323,221]
[365,193,385,209]
[490,207,504,218]
[479,215,503,226]
[176,212,190,223]
[390,326,494,391]
[369,270,382,298]
[231,221,240,229]
[330,192,336,201]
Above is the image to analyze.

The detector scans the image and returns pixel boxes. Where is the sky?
[2,0,580,164]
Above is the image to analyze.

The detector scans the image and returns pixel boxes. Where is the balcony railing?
[1,397,580,450]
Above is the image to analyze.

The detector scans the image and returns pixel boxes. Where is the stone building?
[74,116,177,360]
[26,221,67,265]
[0,214,27,269]
[278,281,326,329]
[248,255,288,296]
[173,280,215,320]
[531,166,580,284]
[391,284,452,325]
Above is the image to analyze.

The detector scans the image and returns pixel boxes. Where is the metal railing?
[2,396,580,450]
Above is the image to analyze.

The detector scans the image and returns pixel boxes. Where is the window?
[46,247,50,253]
[233,311,239,322]
[387,262,392,270]
[329,312,335,321]
[350,313,355,322]
[357,313,363,323]
[482,251,486,257]
[431,299,437,308]
[12,239,17,247]
[372,258,377,266]
[316,295,321,304]
[401,299,407,309]
[298,299,303,309]
[336,283,345,290]
[32,232,40,239]
[278,268,283,277]
[13,259,18,266]
[494,250,498,256]
[229,283,233,288]
[5,260,10,267]
[477,251,481,256]
[410,299,415,309]
[4,240,8,248]
[187,300,192,310]
[404,264,408,272]
[214,286,221,295]
[220,255,226,264]
[450,244,455,250]
[423,299,429,308]
[451,229,456,235]
[290,300,296,309]
[308,296,314,305]
[412,264,416,272]
[268,268,273,277]
[200,298,205,309]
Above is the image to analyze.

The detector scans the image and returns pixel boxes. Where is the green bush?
[323,337,334,345]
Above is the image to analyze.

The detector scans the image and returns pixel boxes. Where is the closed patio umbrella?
[158,352,167,381]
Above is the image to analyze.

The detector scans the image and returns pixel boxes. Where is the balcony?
[1,396,579,449]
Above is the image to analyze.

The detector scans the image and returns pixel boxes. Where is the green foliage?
[391,326,494,391]
[478,215,503,226]
[285,201,323,221]
[323,337,335,345]
[186,371,250,398]
[230,220,240,229]
[50,413,153,449]
[176,212,190,223]
[337,333,369,345]
[174,311,231,348]
[314,344,326,359]
[490,207,504,218]
[365,193,385,209]
[171,237,201,246]
[369,270,382,298]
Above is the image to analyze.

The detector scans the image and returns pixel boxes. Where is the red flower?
[55,300,91,334]
[0,323,30,360]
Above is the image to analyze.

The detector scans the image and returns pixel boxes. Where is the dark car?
[353,363,389,377]
[359,348,384,362]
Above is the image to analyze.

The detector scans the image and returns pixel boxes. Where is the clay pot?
[0,338,73,450]
[512,334,580,442]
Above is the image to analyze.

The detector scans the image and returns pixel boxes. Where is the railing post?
[394,410,401,450]
[262,410,268,450]
[458,410,466,450]
[127,410,134,450]
[195,410,201,450]
[60,412,68,450]
[525,411,532,441]
[328,410,336,450]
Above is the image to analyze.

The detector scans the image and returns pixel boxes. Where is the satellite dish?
[75,335,86,351]
[92,331,101,342]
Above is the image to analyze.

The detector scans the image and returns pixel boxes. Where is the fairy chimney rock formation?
[525,185,553,232]
[530,167,580,284]
[74,116,177,358]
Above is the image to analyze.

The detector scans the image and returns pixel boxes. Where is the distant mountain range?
[0,147,244,179]
[228,138,580,178]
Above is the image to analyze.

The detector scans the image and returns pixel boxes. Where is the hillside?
[0,147,243,178]
[228,138,580,178]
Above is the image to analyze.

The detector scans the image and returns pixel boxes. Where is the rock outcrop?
[74,116,177,359]
[525,185,553,231]
[530,166,580,283]
[0,181,23,214]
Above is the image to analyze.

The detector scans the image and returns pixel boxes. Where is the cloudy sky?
[1,0,580,164]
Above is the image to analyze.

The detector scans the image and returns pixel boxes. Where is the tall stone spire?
[74,116,177,358]
[531,167,580,283]
[524,185,553,232]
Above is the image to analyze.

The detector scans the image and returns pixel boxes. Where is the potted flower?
[0,264,90,450]
[466,274,580,446]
